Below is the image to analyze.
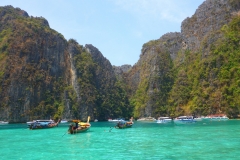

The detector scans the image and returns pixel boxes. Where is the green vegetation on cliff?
[127,14,240,119]
[168,15,240,118]
[63,41,133,120]
[1,4,240,122]
[0,6,69,122]
[130,46,174,118]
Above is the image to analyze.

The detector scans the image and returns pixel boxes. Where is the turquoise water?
[0,120,240,160]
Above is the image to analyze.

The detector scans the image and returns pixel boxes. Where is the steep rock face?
[0,6,71,122]
[169,14,240,118]
[127,32,182,95]
[126,32,181,117]
[85,44,132,120]
[169,0,240,117]
[61,42,132,121]
[141,32,183,61]
[181,0,240,53]
[62,40,82,120]
[1,0,240,121]
[113,64,132,80]
[82,44,118,120]
[86,44,116,85]
[0,6,132,122]
[126,0,240,118]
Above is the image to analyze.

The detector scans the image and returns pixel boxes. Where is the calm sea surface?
[0,120,240,160]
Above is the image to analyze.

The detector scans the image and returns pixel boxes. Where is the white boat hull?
[174,116,196,124]
[208,117,229,121]
[157,120,172,123]
[0,121,9,124]
[194,118,203,121]
[60,120,68,123]
[108,119,125,122]
[156,117,172,124]
[137,117,156,122]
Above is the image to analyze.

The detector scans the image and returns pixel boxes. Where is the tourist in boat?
[69,124,75,134]
[69,122,81,134]
[29,122,37,129]
[69,124,73,133]
[116,122,121,128]
[74,122,79,129]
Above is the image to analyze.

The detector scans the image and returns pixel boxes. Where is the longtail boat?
[28,119,59,129]
[115,117,133,129]
[68,116,91,134]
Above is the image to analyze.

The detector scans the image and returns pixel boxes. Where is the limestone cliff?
[126,0,240,118]
[0,6,71,122]
[0,6,131,122]
[126,32,181,117]
[181,0,240,54]
[113,64,132,80]
[1,0,240,122]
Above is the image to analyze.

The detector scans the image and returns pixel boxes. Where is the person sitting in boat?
[116,121,125,128]
[69,124,74,134]
[74,122,79,129]
[33,122,37,128]
[115,122,120,128]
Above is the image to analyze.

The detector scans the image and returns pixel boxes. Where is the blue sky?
[0,0,205,66]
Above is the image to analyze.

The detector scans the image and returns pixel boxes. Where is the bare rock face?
[119,65,132,73]
[85,44,117,88]
[127,32,182,95]
[181,0,240,52]
[141,32,183,61]
[113,65,132,74]
[0,5,29,18]
[113,64,132,80]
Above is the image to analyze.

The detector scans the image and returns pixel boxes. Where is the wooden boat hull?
[68,117,91,134]
[115,125,132,129]
[29,123,58,129]
[115,122,133,129]
[28,119,60,129]
[68,126,90,134]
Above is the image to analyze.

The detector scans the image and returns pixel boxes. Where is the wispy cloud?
[111,0,193,23]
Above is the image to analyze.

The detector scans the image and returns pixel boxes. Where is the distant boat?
[68,116,91,134]
[174,116,196,124]
[27,119,59,129]
[0,121,9,124]
[137,117,156,122]
[94,119,98,122]
[108,118,125,122]
[115,118,133,129]
[156,117,172,123]
[60,119,68,123]
[204,114,229,121]
[194,117,203,121]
